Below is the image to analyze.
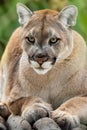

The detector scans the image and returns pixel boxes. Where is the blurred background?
[0,0,87,59]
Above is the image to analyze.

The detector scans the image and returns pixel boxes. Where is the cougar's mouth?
[28,55,57,75]
[30,60,54,75]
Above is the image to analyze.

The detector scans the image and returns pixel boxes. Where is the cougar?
[0,3,87,130]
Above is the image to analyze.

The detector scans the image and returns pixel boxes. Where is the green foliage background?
[0,0,87,58]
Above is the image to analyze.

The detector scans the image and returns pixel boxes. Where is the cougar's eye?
[26,35,35,44]
[49,37,61,45]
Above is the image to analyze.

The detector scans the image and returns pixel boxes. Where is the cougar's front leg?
[7,96,52,125]
[51,96,87,130]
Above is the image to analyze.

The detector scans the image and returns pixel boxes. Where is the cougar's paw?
[33,117,61,130]
[0,123,6,130]
[22,103,52,125]
[0,116,6,130]
[7,115,32,130]
[51,109,80,130]
[0,102,10,118]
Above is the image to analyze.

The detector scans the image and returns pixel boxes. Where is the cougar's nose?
[34,53,48,65]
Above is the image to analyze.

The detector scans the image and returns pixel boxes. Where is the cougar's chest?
[21,75,64,104]
[20,63,84,108]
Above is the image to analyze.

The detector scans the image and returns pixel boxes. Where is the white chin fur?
[33,67,52,75]
[30,60,52,75]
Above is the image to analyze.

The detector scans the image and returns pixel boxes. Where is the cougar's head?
[17,3,78,75]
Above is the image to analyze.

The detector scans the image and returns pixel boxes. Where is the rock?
[72,124,87,130]
[7,115,32,130]
[33,117,61,130]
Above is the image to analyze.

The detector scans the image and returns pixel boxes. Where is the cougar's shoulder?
[1,27,22,68]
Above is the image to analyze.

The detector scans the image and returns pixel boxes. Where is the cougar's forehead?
[25,9,59,29]
[23,9,66,42]
[34,9,58,15]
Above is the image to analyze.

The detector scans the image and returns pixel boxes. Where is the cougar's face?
[21,11,74,75]
[17,3,77,75]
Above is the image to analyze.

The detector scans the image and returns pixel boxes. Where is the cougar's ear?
[58,5,78,27]
[16,3,33,26]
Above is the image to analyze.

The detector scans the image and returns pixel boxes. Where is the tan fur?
[0,8,87,128]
